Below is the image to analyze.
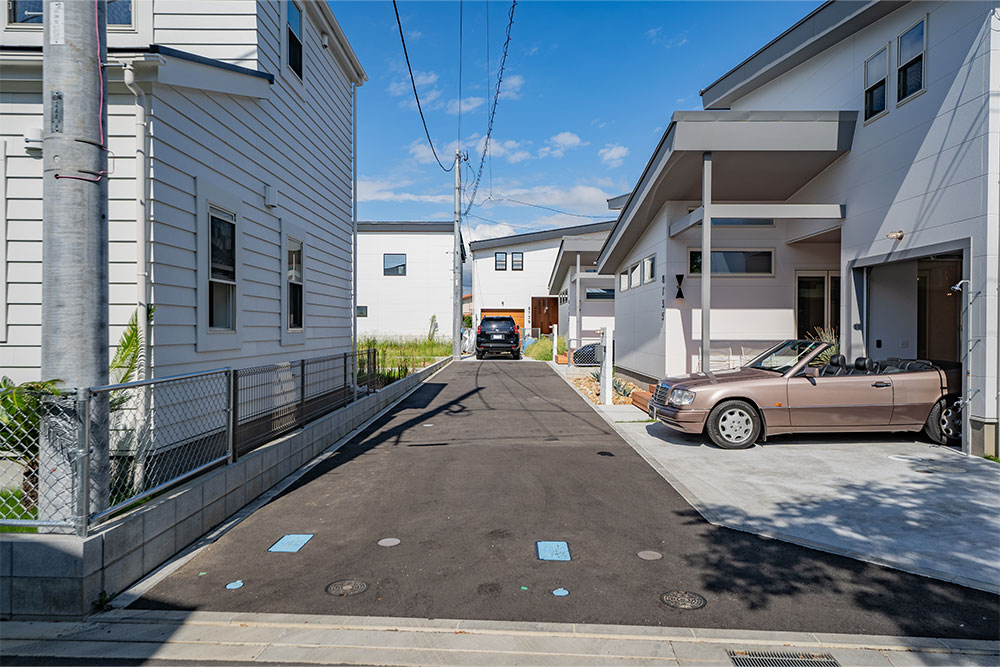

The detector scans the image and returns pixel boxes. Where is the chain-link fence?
[0,347,422,535]
[567,337,602,367]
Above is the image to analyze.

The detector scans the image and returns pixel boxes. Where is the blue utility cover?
[268,534,314,553]
[536,540,571,561]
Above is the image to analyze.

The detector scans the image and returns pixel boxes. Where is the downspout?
[123,63,149,380]
[352,82,359,395]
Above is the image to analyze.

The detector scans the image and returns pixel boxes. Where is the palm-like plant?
[805,326,840,364]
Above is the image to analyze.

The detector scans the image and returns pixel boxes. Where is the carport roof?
[597,109,856,273]
[547,236,608,294]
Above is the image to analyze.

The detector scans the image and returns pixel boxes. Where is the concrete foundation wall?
[0,359,449,620]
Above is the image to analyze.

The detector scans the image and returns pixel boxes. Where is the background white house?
[598,0,999,456]
[356,221,463,340]
[0,0,366,383]
[547,233,615,346]
[469,220,613,337]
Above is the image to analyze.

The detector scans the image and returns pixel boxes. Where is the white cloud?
[476,137,534,164]
[645,26,687,48]
[481,184,612,217]
[591,117,607,128]
[644,26,662,42]
[466,221,518,242]
[446,97,486,115]
[526,46,539,56]
[499,73,525,99]
[358,177,452,204]
[537,131,588,158]
[407,30,423,40]
[407,138,460,164]
[598,144,629,168]
[413,70,439,86]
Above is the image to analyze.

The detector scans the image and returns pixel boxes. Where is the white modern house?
[469,220,613,337]
[598,0,999,456]
[0,0,366,383]
[547,233,615,345]
[356,221,463,340]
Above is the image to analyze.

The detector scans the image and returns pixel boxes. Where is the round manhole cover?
[660,590,706,610]
[915,464,967,474]
[597,451,615,457]
[326,579,368,597]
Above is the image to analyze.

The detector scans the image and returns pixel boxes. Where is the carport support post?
[601,328,613,405]
[700,152,712,373]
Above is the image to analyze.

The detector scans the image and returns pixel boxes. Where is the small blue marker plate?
[268,534,314,553]
[536,541,571,561]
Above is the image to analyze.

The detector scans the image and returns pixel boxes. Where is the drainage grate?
[326,579,368,597]
[728,650,839,667]
[660,590,706,609]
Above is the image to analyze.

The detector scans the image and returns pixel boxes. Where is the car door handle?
[871,381,891,388]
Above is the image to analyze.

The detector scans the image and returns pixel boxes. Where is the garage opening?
[867,254,962,363]
[480,308,524,330]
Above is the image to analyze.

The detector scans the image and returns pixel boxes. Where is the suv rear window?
[481,317,515,330]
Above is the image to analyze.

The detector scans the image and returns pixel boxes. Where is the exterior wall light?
[886,230,905,240]
[675,274,685,299]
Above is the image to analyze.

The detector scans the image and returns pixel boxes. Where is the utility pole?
[453,149,462,360]
[40,0,111,527]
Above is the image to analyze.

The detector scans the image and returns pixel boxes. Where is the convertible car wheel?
[706,399,761,449]
[924,396,961,446]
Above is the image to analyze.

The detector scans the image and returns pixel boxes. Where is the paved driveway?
[131,361,999,640]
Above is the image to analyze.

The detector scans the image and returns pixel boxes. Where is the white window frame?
[641,254,656,285]
[196,178,244,352]
[863,44,889,124]
[686,247,775,278]
[896,16,927,107]
[280,0,307,94]
[0,143,6,342]
[3,0,150,48]
[629,263,640,288]
[618,270,628,292]
[280,220,307,346]
[585,287,615,301]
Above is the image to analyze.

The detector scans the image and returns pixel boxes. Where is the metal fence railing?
[567,337,602,367]
[0,347,430,536]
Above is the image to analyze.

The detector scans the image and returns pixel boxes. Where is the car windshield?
[481,318,515,330]
[746,340,824,374]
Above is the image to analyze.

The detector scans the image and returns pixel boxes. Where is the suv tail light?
[515,325,519,335]
[476,325,481,334]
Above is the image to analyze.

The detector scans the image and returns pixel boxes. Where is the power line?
[392,0,454,173]
[462,0,517,215]
[482,196,608,219]
[457,0,463,145]
[485,0,493,199]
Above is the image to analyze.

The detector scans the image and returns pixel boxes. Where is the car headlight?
[668,388,695,407]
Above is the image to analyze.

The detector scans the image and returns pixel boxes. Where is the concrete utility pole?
[452,149,462,360]
[41,0,111,526]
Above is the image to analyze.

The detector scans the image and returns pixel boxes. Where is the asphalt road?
[132,360,999,640]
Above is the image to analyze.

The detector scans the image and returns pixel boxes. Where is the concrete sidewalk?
[2,609,998,666]
[560,363,1000,594]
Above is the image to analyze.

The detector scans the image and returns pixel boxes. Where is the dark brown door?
[531,297,558,335]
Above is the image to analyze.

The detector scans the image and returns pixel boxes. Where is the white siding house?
[0,0,366,383]
[598,0,999,456]
[469,221,613,336]
[355,221,463,340]
[547,234,616,345]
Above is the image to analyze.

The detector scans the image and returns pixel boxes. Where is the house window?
[208,206,237,330]
[642,255,655,284]
[383,253,406,276]
[287,1,304,79]
[495,252,507,271]
[688,249,773,276]
[897,19,925,103]
[511,252,523,271]
[586,287,615,300]
[558,289,568,306]
[619,270,628,292]
[864,46,888,121]
[8,0,133,25]
[356,306,368,317]
[287,237,303,331]
[629,263,640,288]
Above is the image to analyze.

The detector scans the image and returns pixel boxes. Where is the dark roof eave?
[469,220,615,252]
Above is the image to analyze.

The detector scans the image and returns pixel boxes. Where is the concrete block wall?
[0,359,449,619]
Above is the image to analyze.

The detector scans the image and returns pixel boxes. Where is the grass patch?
[984,454,999,464]
[1,488,38,533]
[358,337,451,365]
[523,336,566,361]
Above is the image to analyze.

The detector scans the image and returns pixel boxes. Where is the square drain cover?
[728,651,840,667]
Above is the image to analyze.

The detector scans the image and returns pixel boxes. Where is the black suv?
[475,316,521,359]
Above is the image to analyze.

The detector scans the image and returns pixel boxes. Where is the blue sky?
[332,1,823,242]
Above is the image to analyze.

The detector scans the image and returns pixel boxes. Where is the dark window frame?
[511,251,523,271]
[896,18,926,105]
[383,253,407,276]
[208,205,237,331]
[495,252,507,271]
[356,305,368,318]
[286,237,304,331]
[688,248,774,277]
[585,287,615,300]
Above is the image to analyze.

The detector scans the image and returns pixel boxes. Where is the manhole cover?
[915,464,967,474]
[637,550,663,560]
[597,451,615,457]
[660,590,706,609]
[326,579,368,597]
[728,650,839,666]
[377,537,401,547]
